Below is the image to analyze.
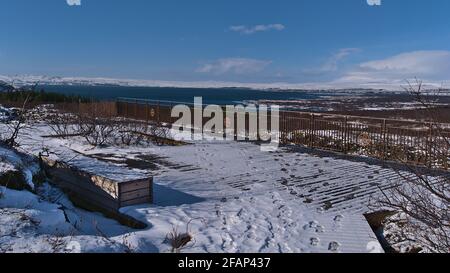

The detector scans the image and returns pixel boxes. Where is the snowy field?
[0,122,395,253]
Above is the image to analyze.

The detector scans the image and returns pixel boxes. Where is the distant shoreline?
[3,75,450,93]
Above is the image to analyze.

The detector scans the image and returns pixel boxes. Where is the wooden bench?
[40,156,153,212]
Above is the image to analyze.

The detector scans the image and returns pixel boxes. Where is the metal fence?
[63,98,450,170]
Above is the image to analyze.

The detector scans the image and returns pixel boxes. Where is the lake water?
[41,85,330,105]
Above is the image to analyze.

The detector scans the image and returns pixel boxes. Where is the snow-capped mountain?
[0,74,448,92]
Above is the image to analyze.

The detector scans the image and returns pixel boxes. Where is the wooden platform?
[40,156,153,212]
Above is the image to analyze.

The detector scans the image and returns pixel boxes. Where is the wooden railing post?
[445,136,449,170]
[427,122,433,168]
[157,101,161,123]
[146,102,150,124]
[382,119,387,159]
[343,116,348,153]
[310,113,315,148]
[280,111,286,144]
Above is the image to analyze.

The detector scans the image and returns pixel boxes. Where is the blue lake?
[41,85,331,105]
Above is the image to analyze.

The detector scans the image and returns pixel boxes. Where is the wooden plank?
[50,172,119,211]
[120,196,152,207]
[50,175,119,207]
[49,168,119,200]
[120,188,151,202]
[42,156,119,198]
[90,175,119,198]
[41,153,154,210]
[120,179,152,193]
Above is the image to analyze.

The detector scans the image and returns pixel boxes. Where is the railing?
[57,98,450,170]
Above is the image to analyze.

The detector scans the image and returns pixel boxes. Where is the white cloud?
[229,24,285,35]
[303,48,360,75]
[336,50,450,84]
[197,58,272,75]
[320,48,360,72]
[367,0,381,6]
[66,0,81,6]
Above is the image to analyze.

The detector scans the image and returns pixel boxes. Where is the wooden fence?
[57,98,450,170]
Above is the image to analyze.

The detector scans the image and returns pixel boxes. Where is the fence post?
[157,101,161,123]
[279,111,285,144]
[146,102,150,124]
[343,116,348,153]
[427,122,433,168]
[170,102,173,124]
[382,119,387,159]
[310,114,315,148]
[445,137,449,170]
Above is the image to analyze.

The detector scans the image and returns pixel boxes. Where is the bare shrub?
[164,218,204,253]
[0,82,40,147]
[149,122,172,145]
[115,120,172,146]
[115,120,149,146]
[165,225,193,253]
[2,98,31,147]
[375,80,450,253]
[114,121,134,146]
[46,112,78,138]
[36,100,175,147]
[75,108,115,147]
[79,119,115,147]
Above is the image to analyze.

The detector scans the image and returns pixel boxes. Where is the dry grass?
[165,225,193,253]
[164,218,205,253]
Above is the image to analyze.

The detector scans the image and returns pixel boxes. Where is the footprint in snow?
[334,215,344,222]
[328,241,340,252]
[316,207,325,214]
[310,237,320,247]
[303,221,325,233]
[246,231,257,239]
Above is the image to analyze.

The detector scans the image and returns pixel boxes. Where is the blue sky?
[1,0,450,85]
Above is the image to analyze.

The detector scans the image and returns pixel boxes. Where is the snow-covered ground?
[0,144,139,253]
[0,121,393,253]
[0,106,17,122]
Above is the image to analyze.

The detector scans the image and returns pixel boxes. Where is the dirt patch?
[365,210,397,253]
[87,153,200,172]
[0,170,32,191]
